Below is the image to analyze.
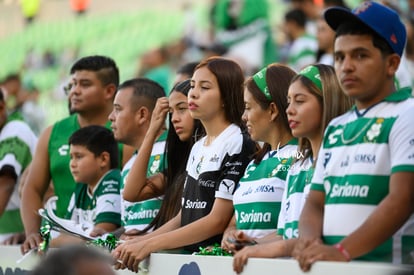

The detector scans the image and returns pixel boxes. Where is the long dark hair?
[245,63,296,164]
[139,80,204,233]
[195,56,245,129]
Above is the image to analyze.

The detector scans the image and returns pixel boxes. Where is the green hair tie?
[299,65,323,91]
[252,67,271,100]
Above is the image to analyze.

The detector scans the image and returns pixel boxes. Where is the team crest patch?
[365,118,383,142]
[269,159,288,177]
[149,154,161,174]
[196,156,204,174]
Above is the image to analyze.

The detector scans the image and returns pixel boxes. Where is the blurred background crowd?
[0,0,413,135]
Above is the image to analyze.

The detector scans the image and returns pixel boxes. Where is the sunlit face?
[188,67,224,123]
[242,88,273,143]
[69,70,108,113]
[169,91,194,142]
[286,81,322,140]
[69,145,103,186]
[334,34,392,108]
[108,88,140,145]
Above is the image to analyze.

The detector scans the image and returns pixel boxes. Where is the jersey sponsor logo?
[220,179,235,194]
[184,199,207,209]
[241,187,253,196]
[225,161,243,177]
[198,179,215,188]
[227,167,240,176]
[325,180,370,198]
[103,186,118,193]
[102,180,118,193]
[324,152,332,168]
[125,209,159,221]
[340,155,349,167]
[254,184,275,193]
[225,161,243,167]
[410,139,414,146]
[103,180,118,185]
[209,154,219,163]
[237,209,272,223]
[105,199,116,207]
[354,154,376,164]
[328,129,343,145]
[58,144,69,156]
[241,185,275,196]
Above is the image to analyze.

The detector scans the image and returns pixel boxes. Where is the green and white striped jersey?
[121,132,167,232]
[311,88,414,263]
[277,157,314,239]
[0,120,37,242]
[234,140,298,239]
[66,169,122,228]
[287,34,317,72]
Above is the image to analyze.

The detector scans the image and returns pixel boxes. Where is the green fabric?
[252,67,271,100]
[214,0,268,29]
[299,65,322,91]
[144,65,171,96]
[0,136,32,171]
[49,114,123,217]
[0,209,24,234]
[213,0,277,66]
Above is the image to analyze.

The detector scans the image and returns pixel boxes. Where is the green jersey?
[312,88,414,263]
[66,169,122,227]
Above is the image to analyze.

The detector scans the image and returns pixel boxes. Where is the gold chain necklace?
[339,103,387,145]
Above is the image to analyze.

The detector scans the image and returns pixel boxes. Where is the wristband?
[333,243,351,261]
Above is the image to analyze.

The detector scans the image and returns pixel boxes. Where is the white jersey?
[66,169,122,229]
[277,157,313,239]
[120,133,166,232]
[311,88,414,263]
[0,120,37,242]
[233,140,298,239]
[287,34,317,72]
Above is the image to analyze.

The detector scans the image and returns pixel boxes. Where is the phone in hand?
[227,237,257,251]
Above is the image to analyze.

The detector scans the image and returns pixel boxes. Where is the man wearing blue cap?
[293,1,414,271]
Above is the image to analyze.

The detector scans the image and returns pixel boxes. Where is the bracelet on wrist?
[333,243,351,261]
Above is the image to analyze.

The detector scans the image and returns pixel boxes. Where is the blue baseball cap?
[324,1,406,56]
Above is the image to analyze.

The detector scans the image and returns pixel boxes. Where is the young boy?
[294,1,414,270]
[21,55,134,254]
[50,125,122,246]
